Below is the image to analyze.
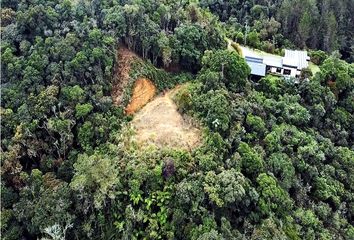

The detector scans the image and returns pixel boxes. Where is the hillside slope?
[131,86,201,150]
[111,46,138,106]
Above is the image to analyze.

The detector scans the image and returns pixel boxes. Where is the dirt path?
[131,87,201,150]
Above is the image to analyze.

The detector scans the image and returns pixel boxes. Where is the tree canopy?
[1,0,353,239]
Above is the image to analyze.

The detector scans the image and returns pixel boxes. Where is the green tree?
[323,11,338,52]
[70,153,121,209]
[172,22,225,72]
[247,31,260,48]
[200,50,250,92]
[293,208,321,239]
[266,153,295,190]
[298,10,312,47]
[203,169,249,207]
[313,176,344,207]
[245,114,267,137]
[13,170,74,236]
[75,103,93,119]
[78,121,94,151]
[193,89,231,132]
[61,85,85,103]
[235,32,244,43]
[316,56,354,95]
[172,24,207,71]
[251,218,288,240]
[257,173,292,217]
[309,50,328,65]
[238,142,264,179]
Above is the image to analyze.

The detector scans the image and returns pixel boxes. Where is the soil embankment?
[111,47,138,106]
[125,78,156,115]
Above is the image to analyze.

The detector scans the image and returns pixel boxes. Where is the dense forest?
[201,0,354,61]
[1,0,354,239]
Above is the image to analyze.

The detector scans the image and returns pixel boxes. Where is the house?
[240,46,310,78]
[282,49,310,77]
[263,56,283,75]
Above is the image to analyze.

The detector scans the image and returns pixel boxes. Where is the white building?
[240,46,310,78]
[282,50,310,77]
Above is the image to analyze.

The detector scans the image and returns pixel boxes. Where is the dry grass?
[131,86,201,151]
[125,78,156,115]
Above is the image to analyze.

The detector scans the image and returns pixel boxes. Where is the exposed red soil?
[125,78,157,115]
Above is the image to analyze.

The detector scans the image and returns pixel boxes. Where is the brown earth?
[131,87,201,151]
[125,78,157,115]
[112,47,200,150]
[111,46,138,106]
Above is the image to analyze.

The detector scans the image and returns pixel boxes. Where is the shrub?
[309,50,328,65]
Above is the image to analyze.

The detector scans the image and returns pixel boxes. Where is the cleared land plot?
[131,87,201,150]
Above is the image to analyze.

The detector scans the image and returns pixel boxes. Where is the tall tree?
[322,11,338,52]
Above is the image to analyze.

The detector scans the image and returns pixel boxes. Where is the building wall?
[281,67,297,77]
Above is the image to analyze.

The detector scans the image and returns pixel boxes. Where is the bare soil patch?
[125,78,157,115]
[131,87,201,151]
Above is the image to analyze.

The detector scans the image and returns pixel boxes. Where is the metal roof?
[263,56,283,68]
[245,56,263,63]
[245,61,266,76]
[240,44,310,76]
[244,53,266,76]
[283,50,309,69]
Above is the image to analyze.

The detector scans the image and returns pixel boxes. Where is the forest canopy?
[1,0,354,239]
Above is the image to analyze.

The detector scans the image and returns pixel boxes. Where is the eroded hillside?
[111,46,138,106]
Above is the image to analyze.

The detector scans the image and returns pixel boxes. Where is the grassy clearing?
[131,84,201,151]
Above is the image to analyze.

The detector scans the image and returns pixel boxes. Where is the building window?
[283,69,291,75]
[276,67,281,73]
